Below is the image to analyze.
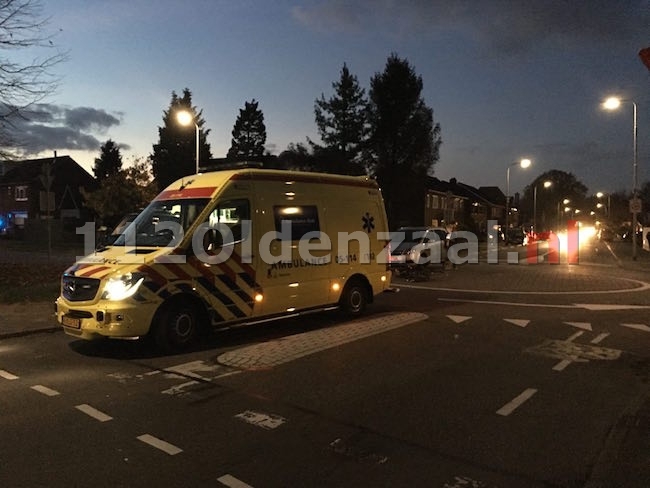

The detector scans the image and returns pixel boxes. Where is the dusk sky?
[12,0,650,197]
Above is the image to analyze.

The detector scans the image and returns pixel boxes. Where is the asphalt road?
[1,242,650,487]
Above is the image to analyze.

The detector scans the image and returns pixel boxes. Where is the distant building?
[0,155,96,237]
[423,177,505,234]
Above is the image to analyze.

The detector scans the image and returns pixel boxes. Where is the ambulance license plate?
[61,315,81,329]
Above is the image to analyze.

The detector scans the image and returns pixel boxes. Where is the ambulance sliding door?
[255,188,332,316]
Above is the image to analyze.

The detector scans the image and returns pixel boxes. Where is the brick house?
[0,155,96,237]
[423,177,505,234]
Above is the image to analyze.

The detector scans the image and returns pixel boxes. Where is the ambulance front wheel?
[339,280,368,316]
[153,299,199,352]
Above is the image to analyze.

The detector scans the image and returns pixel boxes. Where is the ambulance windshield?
[112,198,209,247]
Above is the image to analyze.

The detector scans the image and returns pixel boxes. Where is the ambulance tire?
[339,279,368,316]
[153,299,199,352]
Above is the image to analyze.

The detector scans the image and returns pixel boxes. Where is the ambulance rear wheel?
[339,280,367,316]
[154,301,198,352]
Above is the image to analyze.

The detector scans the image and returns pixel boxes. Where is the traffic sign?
[629,197,642,214]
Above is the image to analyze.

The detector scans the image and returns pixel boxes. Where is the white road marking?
[497,388,537,416]
[443,475,490,487]
[161,380,200,396]
[447,315,471,324]
[165,360,222,379]
[552,359,572,371]
[439,297,575,308]
[218,312,427,370]
[439,298,650,310]
[621,323,650,332]
[565,331,584,342]
[30,385,60,396]
[235,410,286,430]
[504,318,529,327]
[137,434,183,455]
[0,369,18,380]
[217,474,254,488]
[564,321,593,331]
[577,303,650,310]
[404,276,650,295]
[75,404,113,422]
[591,333,610,344]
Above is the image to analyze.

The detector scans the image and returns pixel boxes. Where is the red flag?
[640,47,650,71]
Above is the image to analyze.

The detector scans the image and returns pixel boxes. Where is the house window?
[15,186,27,201]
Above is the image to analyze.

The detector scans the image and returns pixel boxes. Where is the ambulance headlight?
[102,272,145,301]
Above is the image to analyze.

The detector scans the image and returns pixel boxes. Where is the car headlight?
[102,272,145,301]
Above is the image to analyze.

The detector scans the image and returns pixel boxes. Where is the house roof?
[0,155,94,187]
[425,177,506,207]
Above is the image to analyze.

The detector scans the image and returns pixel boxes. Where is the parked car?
[506,228,528,245]
[389,226,449,271]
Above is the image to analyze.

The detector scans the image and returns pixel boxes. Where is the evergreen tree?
[227,99,266,161]
[151,88,212,191]
[314,63,368,172]
[92,139,123,181]
[367,54,442,227]
[83,158,157,228]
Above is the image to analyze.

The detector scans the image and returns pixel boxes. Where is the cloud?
[3,104,128,155]
[291,0,650,55]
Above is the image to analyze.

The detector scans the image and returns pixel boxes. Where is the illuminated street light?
[603,96,639,259]
[557,198,570,230]
[533,180,552,234]
[505,158,531,241]
[596,191,611,218]
[176,109,200,174]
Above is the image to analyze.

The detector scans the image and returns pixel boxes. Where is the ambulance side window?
[206,199,250,247]
[273,205,320,241]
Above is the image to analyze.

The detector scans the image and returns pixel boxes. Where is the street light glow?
[596,192,604,198]
[603,97,621,110]
[520,158,531,169]
[543,180,552,189]
[175,109,200,174]
[176,110,193,126]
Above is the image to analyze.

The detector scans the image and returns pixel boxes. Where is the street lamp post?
[603,97,639,259]
[557,198,570,230]
[505,158,531,241]
[596,192,611,219]
[533,180,552,235]
[176,110,200,174]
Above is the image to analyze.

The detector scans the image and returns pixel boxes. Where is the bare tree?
[0,0,66,155]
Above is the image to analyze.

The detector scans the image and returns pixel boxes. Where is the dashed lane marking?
[566,331,584,342]
[217,474,254,488]
[591,333,610,344]
[497,388,537,416]
[0,369,18,380]
[75,404,113,422]
[137,434,183,456]
[552,359,573,371]
[30,385,60,396]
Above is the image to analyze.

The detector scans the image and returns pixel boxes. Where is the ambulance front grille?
[62,275,100,302]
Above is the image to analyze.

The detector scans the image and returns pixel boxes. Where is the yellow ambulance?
[55,168,392,351]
